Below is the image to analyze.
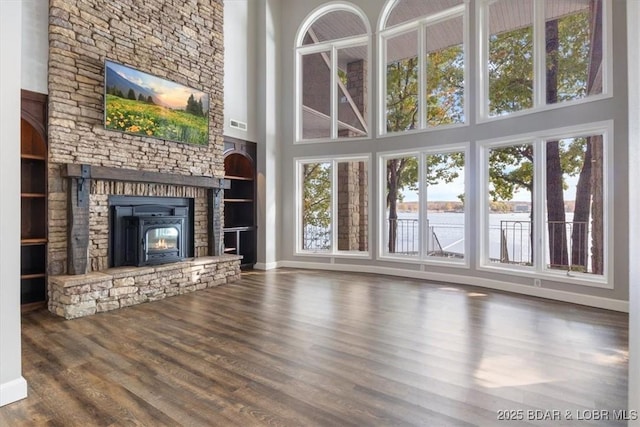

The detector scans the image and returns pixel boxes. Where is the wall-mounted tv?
[104,60,209,145]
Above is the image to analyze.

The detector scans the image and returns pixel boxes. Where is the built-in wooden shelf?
[21,273,46,280]
[224,198,253,203]
[21,153,47,161]
[224,175,254,181]
[224,139,257,268]
[21,238,48,245]
[21,93,48,307]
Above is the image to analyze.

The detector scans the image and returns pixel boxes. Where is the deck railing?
[306,218,591,272]
[387,218,464,258]
[497,220,590,271]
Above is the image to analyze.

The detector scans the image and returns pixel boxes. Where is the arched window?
[295,3,370,142]
[379,0,467,135]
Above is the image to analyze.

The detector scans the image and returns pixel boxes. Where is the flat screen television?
[104,59,209,145]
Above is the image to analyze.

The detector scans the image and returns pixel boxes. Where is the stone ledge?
[48,255,242,320]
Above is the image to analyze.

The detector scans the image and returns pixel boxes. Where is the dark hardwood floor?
[0,269,629,426]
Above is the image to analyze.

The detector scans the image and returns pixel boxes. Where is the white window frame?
[377,144,470,267]
[477,0,613,123]
[295,154,372,258]
[477,121,614,288]
[377,1,469,137]
[294,3,372,144]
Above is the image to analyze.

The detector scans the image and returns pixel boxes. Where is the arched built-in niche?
[223,139,257,268]
[20,90,48,310]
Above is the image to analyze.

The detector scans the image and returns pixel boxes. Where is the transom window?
[379,0,467,135]
[295,4,370,142]
[480,0,607,119]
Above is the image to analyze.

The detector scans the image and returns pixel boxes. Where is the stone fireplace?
[46,0,240,319]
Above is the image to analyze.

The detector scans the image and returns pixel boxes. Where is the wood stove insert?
[110,196,194,267]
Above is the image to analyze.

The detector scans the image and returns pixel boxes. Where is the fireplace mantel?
[61,163,229,275]
[63,163,230,190]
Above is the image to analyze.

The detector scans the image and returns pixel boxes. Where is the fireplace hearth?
[110,196,194,267]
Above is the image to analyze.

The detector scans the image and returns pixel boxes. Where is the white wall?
[21,0,49,94]
[0,0,28,407]
[224,0,259,142]
[254,0,281,269]
[628,0,640,420]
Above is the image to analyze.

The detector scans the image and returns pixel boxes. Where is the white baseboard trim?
[253,262,279,271]
[278,261,629,312]
[0,377,27,407]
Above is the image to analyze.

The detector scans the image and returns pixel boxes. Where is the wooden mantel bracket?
[63,164,230,190]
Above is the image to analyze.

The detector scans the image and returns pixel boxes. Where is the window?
[380,0,466,135]
[380,146,467,264]
[480,123,612,286]
[296,4,370,142]
[485,142,535,266]
[383,154,420,256]
[480,0,607,119]
[544,135,605,275]
[297,156,370,255]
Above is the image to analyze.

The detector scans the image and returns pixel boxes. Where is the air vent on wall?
[230,119,248,131]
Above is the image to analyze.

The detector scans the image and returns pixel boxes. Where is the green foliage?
[426,152,464,186]
[302,163,331,229]
[427,152,465,202]
[127,88,136,100]
[489,27,534,115]
[426,44,465,125]
[551,11,591,102]
[488,145,534,202]
[386,157,418,207]
[105,94,208,145]
[386,57,419,132]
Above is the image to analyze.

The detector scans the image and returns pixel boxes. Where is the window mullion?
[331,160,338,253]
[379,35,387,135]
[296,53,302,141]
[534,139,546,274]
[330,46,338,139]
[477,0,489,120]
[418,25,427,130]
[419,152,428,258]
[533,0,546,108]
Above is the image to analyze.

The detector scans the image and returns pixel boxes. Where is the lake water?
[394,211,538,260]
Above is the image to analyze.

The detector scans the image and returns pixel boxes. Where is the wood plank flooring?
[0,268,629,426]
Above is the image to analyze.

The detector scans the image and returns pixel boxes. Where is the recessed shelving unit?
[21,113,48,311]
[223,139,257,269]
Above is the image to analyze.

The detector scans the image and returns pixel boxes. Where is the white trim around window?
[477,120,614,289]
[476,0,613,124]
[377,143,470,268]
[377,2,469,137]
[294,2,372,144]
[295,154,372,258]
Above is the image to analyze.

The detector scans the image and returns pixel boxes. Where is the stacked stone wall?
[45,0,236,320]
[47,0,224,276]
